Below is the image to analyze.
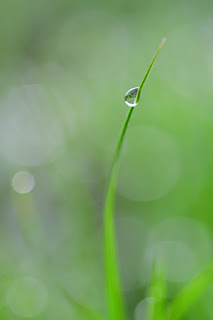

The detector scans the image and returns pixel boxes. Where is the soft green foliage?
[148,260,167,320]
[59,286,104,320]
[168,262,213,320]
[2,1,213,319]
[104,38,213,320]
[145,260,213,320]
[103,40,165,320]
[103,109,133,320]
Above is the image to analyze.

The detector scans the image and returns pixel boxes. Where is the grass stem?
[103,38,166,320]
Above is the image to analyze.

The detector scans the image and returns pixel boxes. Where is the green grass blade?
[103,108,133,320]
[147,259,167,320]
[168,261,213,320]
[135,38,166,104]
[103,39,166,320]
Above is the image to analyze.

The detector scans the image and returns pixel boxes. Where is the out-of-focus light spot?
[143,217,211,284]
[12,171,35,194]
[147,241,196,282]
[134,298,154,320]
[0,85,65,166]
[117,126,181,201]
[6,277,47,317]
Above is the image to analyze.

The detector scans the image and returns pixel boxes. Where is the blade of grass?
[135,38,166,104]
[147,259,167,320]
[168,261,213,320]
[103,38,166,320]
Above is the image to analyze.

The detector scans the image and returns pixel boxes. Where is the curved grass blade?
[168,261,213,320]
[135,38,166,104]
[103,38,166,320]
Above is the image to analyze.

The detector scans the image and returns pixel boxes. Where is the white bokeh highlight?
[12,171,35,194]
[0,85,65,166]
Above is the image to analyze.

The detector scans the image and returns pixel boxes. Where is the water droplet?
[124,87,139,107]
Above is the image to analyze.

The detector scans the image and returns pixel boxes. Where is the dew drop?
[124,87,139,107]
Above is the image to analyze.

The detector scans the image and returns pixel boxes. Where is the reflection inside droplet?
[124,87,139,107]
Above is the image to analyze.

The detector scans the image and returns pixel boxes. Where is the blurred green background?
[1,0,213,319]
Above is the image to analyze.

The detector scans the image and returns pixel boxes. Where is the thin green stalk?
[168,261,213,320]
[147,259,167,320]
[135,37,166,104]
[103,38,166,320]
